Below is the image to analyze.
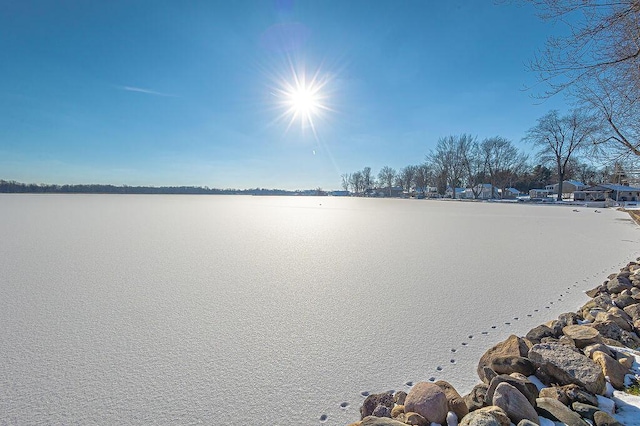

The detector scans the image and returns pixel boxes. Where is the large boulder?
[562,325,602,348]
[477,335,529,383]
[435,380,469,420]
[591,351,629,389]
[360,392,394,419]
[528,343,606,395]
[492,382,539,425]
[535,397,590,426]
[404,382,448,425]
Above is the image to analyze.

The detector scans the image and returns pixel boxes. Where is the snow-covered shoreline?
[350,255,640,426]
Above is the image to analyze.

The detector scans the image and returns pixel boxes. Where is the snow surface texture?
[0,195,639,425]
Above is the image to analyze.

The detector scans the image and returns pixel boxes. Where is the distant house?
[375,186,404,197]
[574,184,640,203]
[501,188,521,199]
[530,188,552,199]
[330,190,350,197]
[445,187,465,198]
[545,180,587,195]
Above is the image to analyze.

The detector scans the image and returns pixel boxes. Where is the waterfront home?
[574,184,640,203]
[501,187,521,199]
[545,180,586,195]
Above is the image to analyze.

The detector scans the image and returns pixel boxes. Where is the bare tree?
[414,163,432,196]
[350,171,364,195]
[524,110,598,200]
[398,165,418,193]
[460,138,485,199]
[362,167,373,194]
[378,166,397,197]
[528,0,640,157]
[428,135,471,199]
[482,136,528,199]
[340,173,350,192]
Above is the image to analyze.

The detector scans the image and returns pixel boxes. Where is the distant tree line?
[0,180,319,196]
[341,110,637,199]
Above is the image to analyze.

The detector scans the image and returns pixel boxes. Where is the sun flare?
[273,65,332,134]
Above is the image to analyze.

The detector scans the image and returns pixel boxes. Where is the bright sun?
[273,65,331,133]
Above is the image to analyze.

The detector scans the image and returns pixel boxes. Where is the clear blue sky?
[1,0,568,190]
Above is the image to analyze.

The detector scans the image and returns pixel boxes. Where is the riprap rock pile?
[350,260,640,426]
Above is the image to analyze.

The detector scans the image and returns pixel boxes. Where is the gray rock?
[372,405,391,418]
[483,367,498,383]
[571,402,599,421]
[613,294,637,309]
[607,277,632,294]
[593,410,623,426]
[589,320,640,348]
[526,325,556,343]
[394,391,407,406]
[535,397,589,426]
[463,383,488,412]
[492,382,539,425]
[490,356,535,376]
[558,312,580,327]
[560,384,599,407]
[586,285,605,298]
[517,421,538,426]
[360,392,394,419]
[486,375,538,408]
[404,381,448,425]
[538,386,568,405]
[528,342,606,395]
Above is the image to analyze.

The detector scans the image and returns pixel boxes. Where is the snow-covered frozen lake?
[1,194,639,425]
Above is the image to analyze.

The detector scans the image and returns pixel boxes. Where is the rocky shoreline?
[348,258,640,426]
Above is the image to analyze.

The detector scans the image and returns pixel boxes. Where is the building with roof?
[574,184,640,203]
[545,180,587,195]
